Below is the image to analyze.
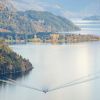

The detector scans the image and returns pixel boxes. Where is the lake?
[0,20,100,100]
[0,42,100,100]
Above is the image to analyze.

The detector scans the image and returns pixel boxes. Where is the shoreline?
[0,42,33,77]
[3,34,100,45]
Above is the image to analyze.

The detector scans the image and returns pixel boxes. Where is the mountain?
[0,0,80,35]
[0,0,16,12]
[83,15,100,20]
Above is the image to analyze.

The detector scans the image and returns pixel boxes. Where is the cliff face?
[0,41,33,75]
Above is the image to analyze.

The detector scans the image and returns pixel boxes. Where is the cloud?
[82,1,100,16]
[13,0,100,19]
[13,0,79,19]
[53,4,62,9]
[14,0,45,11]
[60,0,100,19]
[14,0,63,11]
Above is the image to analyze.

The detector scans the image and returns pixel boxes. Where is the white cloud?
[14,0,63,12]
[14,0,45,11]
[13,0,100,19]
[61,0,100,19]
[13,0,79,19]
[53,4,62,9]
[82,1,100,16]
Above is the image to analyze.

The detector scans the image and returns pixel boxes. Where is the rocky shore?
[0,40,33,76]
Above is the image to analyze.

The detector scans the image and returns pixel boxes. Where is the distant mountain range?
[0,0,80,35]
[83,16,100,20]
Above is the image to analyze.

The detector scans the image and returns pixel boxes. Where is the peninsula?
[0,40,33,76]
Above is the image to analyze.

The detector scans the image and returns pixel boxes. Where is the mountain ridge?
[0,0,80,35]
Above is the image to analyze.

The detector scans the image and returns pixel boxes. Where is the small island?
[0,40,33,76]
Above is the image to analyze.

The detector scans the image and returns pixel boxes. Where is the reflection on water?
[0,70,31,84]
[0,42,100,100]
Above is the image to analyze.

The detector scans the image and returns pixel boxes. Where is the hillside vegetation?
[0,40,33,75]
[0,0,80,35]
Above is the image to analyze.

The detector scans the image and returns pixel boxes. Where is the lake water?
[0,42,100,100]
[0,20,100,100]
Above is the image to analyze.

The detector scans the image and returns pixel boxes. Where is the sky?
[14,0,100,19]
